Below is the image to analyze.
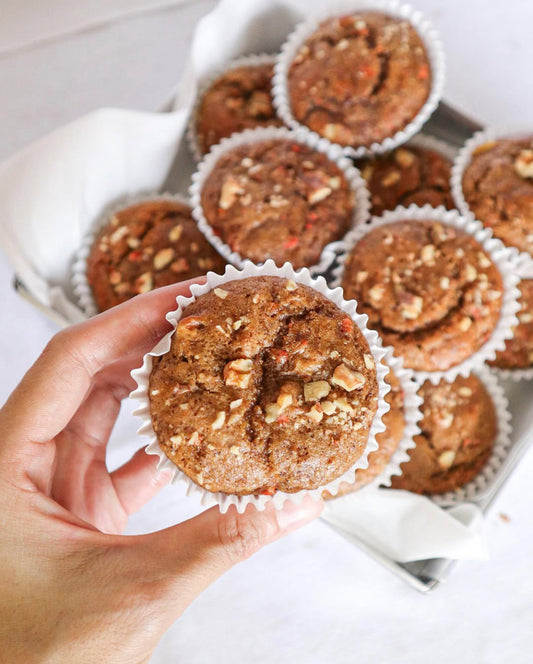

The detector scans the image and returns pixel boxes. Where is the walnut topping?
[437,412,454,429]
[230,398,243,410]
[421,244,436,266]
[306,404,323,423]
[224,359,253,388]
[363,354,375,370]
[276,388,293,412]
[465,264,477,282]
[169,435,183,448]
[285,279,298,292]
[440,277,450,289]
[241,157,254,168]
[486,289,501,301]
[188,431,200,446]
[177,315,203,334]
[334,397,354,413]
[265,403,281,424]
[252,294,260,304]
[110,214,120,227]
[229,445,241,456]
[127,237,140,249]
[211,411,226,430]
[519,312,533,324]
[171,258,189,273]
[324,123,343,141]
[321,400,336,415]
[458,386,473,397]
[135,272,153,293]
[477,252,492,269]
[329,176,342,190]
[369,284,385,302]
[168,224,183,242]
[329,350,341,360]
[219,176,245,209]
[269,194,289,208]
[357,271,368,283]
[438,450,456,470]
[304,381,331,402]
[214,288,229,299]
[109,270,122,285]
[400,294,423,320]
[394,148,415,168]
[331,363,365,391]
[109,225,128,244]
[458,316,472,332]
[308,185,333,205]
[381,170,401,187]
[514,149,533,179]
[336,38,349,50]
[361,164,373,181]
[153,247,175,270]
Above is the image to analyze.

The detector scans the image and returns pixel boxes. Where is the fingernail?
[276,495,324,531]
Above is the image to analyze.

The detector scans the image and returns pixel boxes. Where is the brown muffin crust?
[390,374,496,495]
[200,138,355,269]
[87,200,226,312]
[323,366,405,498]
[287,12,431,148]
[341,220,504,371]
[489,279,533,369]
[195,63,283,155]
[462,137,533,255]
[358,146,453,215]
[149,276,379,495]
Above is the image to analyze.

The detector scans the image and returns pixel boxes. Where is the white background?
[0,1,532,663]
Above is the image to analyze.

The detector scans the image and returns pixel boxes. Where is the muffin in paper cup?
[72,192,226,317]
[187,53,281,163]
[328,204,521,384]
[130,259,391,514]
[189,126,370,275]
[272,0,445,159]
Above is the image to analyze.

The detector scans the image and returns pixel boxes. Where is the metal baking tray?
[12,100,533,592]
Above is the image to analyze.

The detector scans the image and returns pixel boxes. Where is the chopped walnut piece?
[188,431,200,446]
[135,272,153,294]
[458,387,473,398]
[440,277,450,289]
[224,358,253,388]
[168,224,183,242]
[381,170,401,187]
[465,264,477,282]
[306,404,324,423]
[357,271,368,283]
[230,398,243,410]
[321,400,336,415]
[229,445,241,456]
[276,390,293,412]
[169,435,183,448]
[109,270,122,285]
[334,397,354,413]
[265,403,281,424]
[127,237,140,249]
[369,284,385,302]
[438,450,456,470]
[514,149,533,179]
[477,252,492,269]
[211,411,226,430]
[154,247,175,270]
[400,294,423,320]
[269,194,289,208]
[458,317,472,332]
[170,258,189,273]
[285,279,298,292]
[219,176,245,209]
[331,363,366,391]
[394,148,415,168]
[421,244,436,266]
[109,225,128,244]
[214,288,229,299]
[304,381,331,402]
[308,185,333,205]
[363,354,375,370]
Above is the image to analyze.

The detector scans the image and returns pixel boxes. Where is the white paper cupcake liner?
[130,259,390,513]
[189,125,370,276]
[328,204,521,384]
[427,366,513,506]
[272,0,445,159]
[71,192,193,318]
[186,53,279,163]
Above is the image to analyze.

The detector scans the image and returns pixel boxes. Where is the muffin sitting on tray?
[489,278,533,370]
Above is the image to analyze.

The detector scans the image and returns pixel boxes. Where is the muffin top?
[287,12,431,148]
[342,220,504,371]
[462,137,533,255]
[149,276,379,495]
[359,146,453,215]
[390,374,496,495]
[86,200,226,312]
[195,63,283,155]
[490,278,533,369]
[200,138,355,268]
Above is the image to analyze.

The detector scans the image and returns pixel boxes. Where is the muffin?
[323,366,405,498]
[461,136,533,255]
[86,200,226,312]
[390,374,496,494]
[195,61,283,155]
[489,278,533,369]
[198,137,355,269]
[359,146,454,215]
[148,276,379,495]
[341,219,504,372]
[286,12,431,148]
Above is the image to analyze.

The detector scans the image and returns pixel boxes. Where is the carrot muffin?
[341,220,504,372]
[390,374,496,494]
[199,138,355,269]
[86,200,226,312]
[149,276,379,495]
[489,278,533,369]
[359,146,453,215]
[461,137,533,255]
[323,366,405,498]
[195,62,283,155]
[287,12,431,148]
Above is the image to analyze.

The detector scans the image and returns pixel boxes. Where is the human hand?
[0,280,323,664]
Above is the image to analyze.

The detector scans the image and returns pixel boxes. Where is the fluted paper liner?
[72,192,193,318]
[130,259,390,513]
[272,0,445,159]
[189,125,370,277]
[328,204,521,384]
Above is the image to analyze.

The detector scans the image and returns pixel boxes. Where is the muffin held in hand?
[194,61,283,155]
[86,200,226,312]
[149,276,379,495]
[461,136,533,255]
[199,138,355,269]
[489,278,533,369]
[390,374,496,495]
[342,220,504,372]
[359,146,453,215]
[287,12,431,148]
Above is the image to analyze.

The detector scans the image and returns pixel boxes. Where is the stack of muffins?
[74,2,532,509]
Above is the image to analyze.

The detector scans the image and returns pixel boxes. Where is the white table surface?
[1,1,533,662]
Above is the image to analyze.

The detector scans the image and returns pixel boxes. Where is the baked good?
[86,200,226,312]
[195,62,283,155]
[461,136,533,255]
[358,146,453,215]
[199,138,355,268]
[341,220,504,371]
[287,11,431,148]
[390,374,496,494]
[489,278,533,369]
[149,276,379,495]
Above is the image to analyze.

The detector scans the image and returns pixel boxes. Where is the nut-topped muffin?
[286,12,431,148]
[359,146,453,215]
[86,200,226,312]
[489,278,533,369]
[461,136,533,255]
[195,61,283,155]
[149,276,379,495]
[342,219,504,372]
[390,374,496,494]
[198,137,356,269]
